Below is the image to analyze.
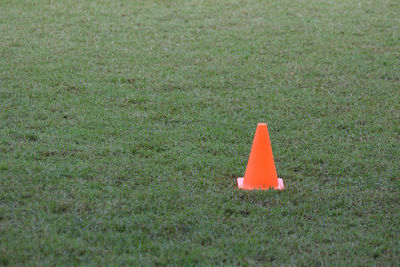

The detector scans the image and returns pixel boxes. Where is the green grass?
[1,0,399,265]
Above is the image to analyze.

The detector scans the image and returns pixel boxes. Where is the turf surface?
[1,0,399,265]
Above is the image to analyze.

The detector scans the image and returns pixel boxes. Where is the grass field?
[1,0,399,265]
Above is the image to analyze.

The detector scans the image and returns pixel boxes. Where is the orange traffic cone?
[237,123,284,190]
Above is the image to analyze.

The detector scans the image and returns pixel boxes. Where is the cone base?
[237,177,284,190]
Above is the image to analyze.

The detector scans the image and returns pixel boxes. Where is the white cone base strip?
[237,178,284,190]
